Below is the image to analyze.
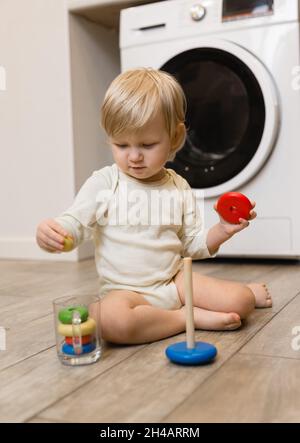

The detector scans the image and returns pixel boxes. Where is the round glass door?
[162,47,269,191]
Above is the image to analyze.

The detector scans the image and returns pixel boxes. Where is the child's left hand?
[213,200,257,237]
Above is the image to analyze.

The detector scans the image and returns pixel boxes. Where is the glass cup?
[53,294,101,366]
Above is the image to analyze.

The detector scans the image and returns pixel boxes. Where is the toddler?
[36,68,272,344]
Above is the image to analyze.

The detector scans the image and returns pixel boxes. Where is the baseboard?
[0,237,94,262]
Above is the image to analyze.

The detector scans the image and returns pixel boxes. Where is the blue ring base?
[165,341,217,365]
[62,342,96,356]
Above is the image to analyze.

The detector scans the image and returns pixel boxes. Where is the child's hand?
[213,200,257,237]
[36,219,72,253]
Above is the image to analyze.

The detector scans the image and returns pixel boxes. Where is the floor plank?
[0,344,146,423]
[29,312,275,422]
[0,259,98,297]
[163,353,300,423]
[240,293,300,359]
[0,295,26,309]
[0,258,299,423]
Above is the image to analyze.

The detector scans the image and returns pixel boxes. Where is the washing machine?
[120,0,300,258]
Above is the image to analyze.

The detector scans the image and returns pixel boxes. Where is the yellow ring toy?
[57,317,96,336]
[63,236,74,252]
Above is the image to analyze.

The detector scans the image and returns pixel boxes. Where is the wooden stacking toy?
[165,257,217,365]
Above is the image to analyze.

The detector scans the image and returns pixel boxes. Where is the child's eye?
[142,143,156,148]
[115,144,128,148]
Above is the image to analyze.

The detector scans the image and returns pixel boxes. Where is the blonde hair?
[101,68,187,160]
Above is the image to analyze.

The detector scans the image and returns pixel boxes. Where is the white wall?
[69,14,117,193]
[0,0,75,260]
[0,0,119,261]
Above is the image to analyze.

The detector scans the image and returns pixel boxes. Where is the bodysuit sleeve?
[54,166,114,249]
[176,176,218,259]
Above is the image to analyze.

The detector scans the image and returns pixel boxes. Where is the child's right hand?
[36,218,72,253]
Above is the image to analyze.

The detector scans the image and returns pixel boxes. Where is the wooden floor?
[1,257,300,423]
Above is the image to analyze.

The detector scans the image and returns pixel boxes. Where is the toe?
[229,313,241,323]
[266,289,272,299]
[225,313,241,329]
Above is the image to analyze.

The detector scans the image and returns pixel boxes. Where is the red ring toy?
[216,192,252,224]
[65,334,93,345]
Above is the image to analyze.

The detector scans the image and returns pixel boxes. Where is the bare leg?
[174,270,256,331]
[247,283,272,308]
[181,305,241,331]
[100,290,185,344]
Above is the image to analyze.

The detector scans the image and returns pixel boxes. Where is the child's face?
[109,111,175,182]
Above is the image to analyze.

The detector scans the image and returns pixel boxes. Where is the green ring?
[58,306,89,324]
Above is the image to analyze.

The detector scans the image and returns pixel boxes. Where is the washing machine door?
[163,39,279,197]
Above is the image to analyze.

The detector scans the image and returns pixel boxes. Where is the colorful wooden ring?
[216,192,252,224]
[65,335,93,345]
[62,342,96,355]
[58,317,96,336]
[63,236,74,252]
[58,305,88,324]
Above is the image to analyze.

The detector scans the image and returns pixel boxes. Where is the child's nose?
[129,147,143,161]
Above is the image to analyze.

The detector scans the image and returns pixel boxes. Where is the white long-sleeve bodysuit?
[55,164,216,310]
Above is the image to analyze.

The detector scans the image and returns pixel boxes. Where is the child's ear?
[171,123,186,149]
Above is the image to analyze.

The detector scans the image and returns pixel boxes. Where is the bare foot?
[247,283,272,308]
[182,306,241,331]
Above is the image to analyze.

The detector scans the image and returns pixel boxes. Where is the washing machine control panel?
[190,4,206,21]
[120,0,299,50]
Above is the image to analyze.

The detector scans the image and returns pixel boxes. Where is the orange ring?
[65,334,93,345]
